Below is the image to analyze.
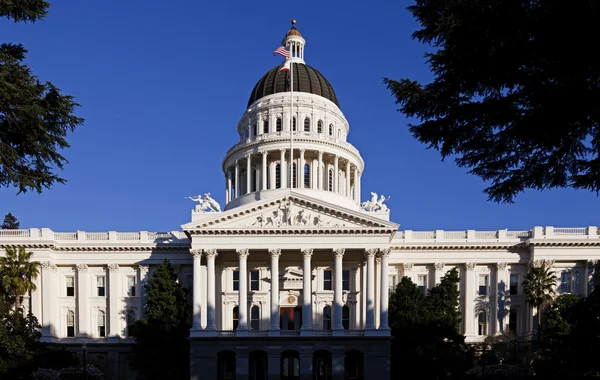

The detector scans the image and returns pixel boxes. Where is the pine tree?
[1,213,19,229]
[130,259,191,380]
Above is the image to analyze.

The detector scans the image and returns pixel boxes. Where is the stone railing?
[0,229,189,242]
[394,226,599,242]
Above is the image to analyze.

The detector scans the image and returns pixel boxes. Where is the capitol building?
[1,22,600,380]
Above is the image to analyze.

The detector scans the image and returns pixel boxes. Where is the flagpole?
[289,54,294,189]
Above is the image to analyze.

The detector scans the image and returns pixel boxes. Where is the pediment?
[181,193,399,234]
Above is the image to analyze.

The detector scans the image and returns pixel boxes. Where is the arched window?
[251,169,257,193]
[329,124,333,136]
[317,120,323,134]
[291,163,297,188]
[281,351,300,380]
[337,129,341,139]
[276,118,282,132]
[275,164,281,189]
[478,311,487,336]
[322,306,331,330]
[328,169,333,192]
[342,305,350,330]
[126,309,136,337]
[304,164,310,188]
[97,310,106,337]
[304,117,310,132]
[233,306,239,330]
[250,305,260,330]
[293,117,297,131]
[66,310,75,337]
[263,119,269,134]
[218,351,236,380]
[252,123,258,137]
[344,350,364,380]
[313,351,332,380]
[250,351,268,380]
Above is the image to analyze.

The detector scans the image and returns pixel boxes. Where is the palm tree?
[522,261,558,341]
[0,247,40,309]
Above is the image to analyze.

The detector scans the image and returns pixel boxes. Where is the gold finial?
[291,19,296,27]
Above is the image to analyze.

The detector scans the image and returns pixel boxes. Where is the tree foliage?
[1,213,19,229]
[522,261,557,341]
[389,268,470,379]
[384,1,600,203]
[0,0,84,194]
[0,303,42,377]
[130,259,191,380]
[0,246,40,308]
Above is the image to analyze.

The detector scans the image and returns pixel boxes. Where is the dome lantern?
[281,19,306,64]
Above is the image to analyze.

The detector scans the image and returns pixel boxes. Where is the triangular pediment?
[181,193,399,233]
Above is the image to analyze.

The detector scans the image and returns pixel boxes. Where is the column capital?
[204,249,218,259]
[379,248,391,257]
[76,263,89,272]
[190,249,203,259]
[269,248,282,258]
[138,265,149,274]
[280,148,286,153]
[237,248,250,259]
[434,262,445,270]
[496,262,508,270]
[333,248,345,258]
[318,151,324,157]
[235,159,239,165]
[364,248,377,258]
[261,150,268,156]
[334,155,339,162]
[301,248,313,258]
[299,148,306,153]
[465,262,476,271]
[41,261,57,271]
[245,154,251,159]
[403,262,414,270]
[108,263,120,272]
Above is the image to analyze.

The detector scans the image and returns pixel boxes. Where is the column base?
[300,329,313,336]
[332,329,345,337]
[364,329,390,337]
[268,329,281,337]
[190,329,216,337]
[236,328,249,337]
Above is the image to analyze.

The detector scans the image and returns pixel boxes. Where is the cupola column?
[346,161,351,197]
[334,155,339,194]
[318,151,324,190]
[261,151,268,191]
[246,155,251,194]
[227,169,232,203]
[234,161,240,199]
[353,167,358,203]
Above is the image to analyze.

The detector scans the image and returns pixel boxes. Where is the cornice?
[390,243,527,251]
[526,240,600,248]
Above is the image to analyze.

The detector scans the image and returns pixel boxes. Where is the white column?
[76,264,90,337]
[280,149,287,188]
[379,249,391,331]
[262,151,268,190]
[365,249,377,330]
[41,262,58,338]
[495,262,508,334]
[108,264,121,337]
[357,170,361,204]
[205,249,218,332]
[464,262,476,337]
[191,250,202,329]
[301,249,313,334]
[333,248,345,332]
[227,169,232,203]
[234,161,239,199]
[318,151,323,190]
[299,149,306,189]
[269,249,281,334]
[31,270,42,323]
[334,155,339,193]
[345,161,351,197]
[375,257,381,328]
[237,249,249,334]
[246,154,251,193]
[353,167,358,202]
[138,265,149,320]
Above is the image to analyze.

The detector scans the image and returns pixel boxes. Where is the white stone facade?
[2,22,600,380]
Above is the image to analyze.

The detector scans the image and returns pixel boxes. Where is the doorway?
[280,306,302,330]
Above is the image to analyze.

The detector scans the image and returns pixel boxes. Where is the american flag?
[273,46,291,58]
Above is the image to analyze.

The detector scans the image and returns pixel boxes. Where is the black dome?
[248,63,339,108]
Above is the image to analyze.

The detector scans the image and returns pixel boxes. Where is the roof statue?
[361,192,391,212]
[187,193,221,213]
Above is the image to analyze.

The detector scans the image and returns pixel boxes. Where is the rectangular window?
[98,311,106,337]
[418,274,427,295]
[66,312,75,337]
[66,276,75,297]
[509,308,518,335]
[127,276,136,297]
[323,270,332,291]
[479,274,488,296]
[561,271,572,293]
[478,312,487,336]
[275,164,281,189]
[509,274,519,295]
[233,270,239,291]
[263,120,269,134]
[389,275,396,294]
[250,270,259,291]
[96,276,105,297]
[342,270,350,291]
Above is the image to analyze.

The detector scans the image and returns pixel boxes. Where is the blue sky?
[1,0,598,232]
